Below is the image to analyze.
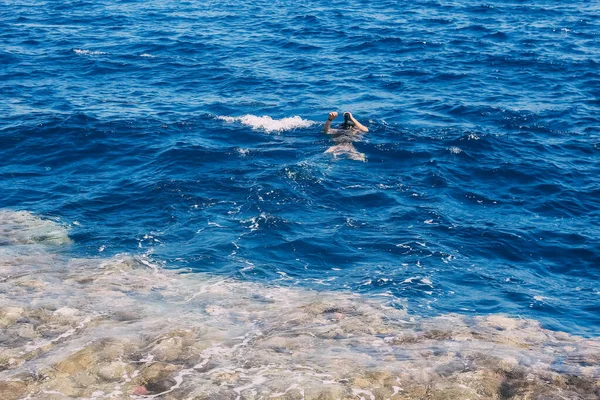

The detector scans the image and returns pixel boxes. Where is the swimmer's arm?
[347,113,369,133]
[323,111,338,133]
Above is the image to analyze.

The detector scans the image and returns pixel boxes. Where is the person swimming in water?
[323,112,369,161]
[323,112,369,134]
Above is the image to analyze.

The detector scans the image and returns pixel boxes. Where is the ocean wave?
[0,210,598,399]
[218,114,316,132]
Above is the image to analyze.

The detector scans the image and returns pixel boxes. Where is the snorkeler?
[322,112,369,161]
[323,111,369,134]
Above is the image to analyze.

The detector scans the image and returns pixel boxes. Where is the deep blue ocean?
[1,0,598,337]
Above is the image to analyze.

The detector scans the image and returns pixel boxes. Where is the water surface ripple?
[1,0,599,336]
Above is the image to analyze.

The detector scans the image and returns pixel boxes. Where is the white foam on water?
[218,114,316,132]
[237,148,250,156]
[73,49,107,55]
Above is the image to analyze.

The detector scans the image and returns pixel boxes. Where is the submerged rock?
[0,380,29,400]
[0,307,25,328]
[149,330,195,362]
[0,210,71,246]
[0,210,599,399]
[97,361,127,381]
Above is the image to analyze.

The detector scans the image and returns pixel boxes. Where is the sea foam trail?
[218,115,316,132]
[0,210,599,400]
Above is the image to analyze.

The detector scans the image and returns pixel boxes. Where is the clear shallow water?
[1,0,599,338]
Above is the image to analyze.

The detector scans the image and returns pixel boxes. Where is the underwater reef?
[0,211,598,399]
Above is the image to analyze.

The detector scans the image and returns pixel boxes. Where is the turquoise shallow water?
[1,0,599,337]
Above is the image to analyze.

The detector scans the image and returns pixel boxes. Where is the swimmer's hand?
[324,112,338,133]
[343,111,369,133]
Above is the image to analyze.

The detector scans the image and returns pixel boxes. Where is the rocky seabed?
[0,210,598,399]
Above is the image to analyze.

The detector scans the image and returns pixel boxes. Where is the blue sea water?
[0,0,599,337]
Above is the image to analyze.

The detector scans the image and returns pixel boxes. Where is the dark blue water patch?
[1,0,600,337]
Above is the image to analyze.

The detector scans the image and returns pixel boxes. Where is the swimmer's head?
[342,112,354,129]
